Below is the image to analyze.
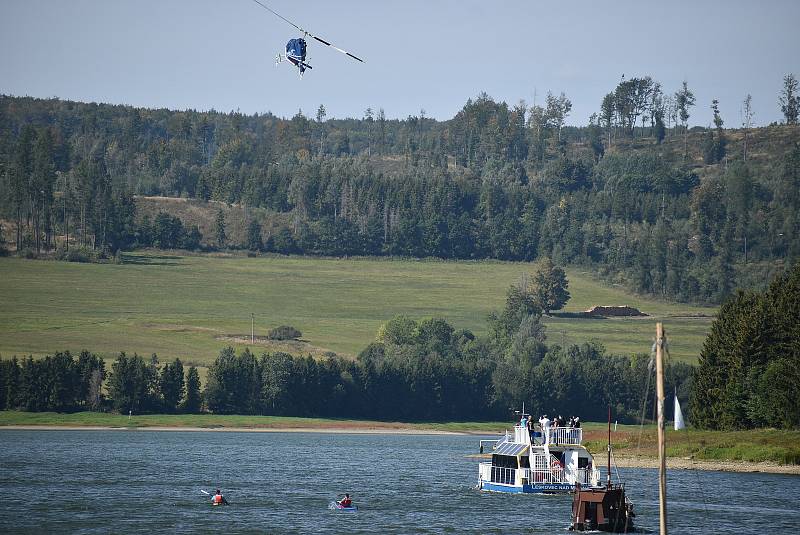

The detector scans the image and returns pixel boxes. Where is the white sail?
[674,394,686,430]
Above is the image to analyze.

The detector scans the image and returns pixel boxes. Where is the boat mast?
[607,405,611,487]
[656,322,667,535]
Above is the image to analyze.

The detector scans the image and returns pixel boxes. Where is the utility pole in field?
[251,313,255,344]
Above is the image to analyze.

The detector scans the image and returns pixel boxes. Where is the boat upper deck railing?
[511,425,583,446]
[493,425,583,449]
[545,426,582,446]
[519,426,577,446]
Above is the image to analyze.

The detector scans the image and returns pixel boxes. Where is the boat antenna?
[607,404,612,488]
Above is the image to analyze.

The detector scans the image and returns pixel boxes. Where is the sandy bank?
[0,424,465,435]
[612,455,800,475]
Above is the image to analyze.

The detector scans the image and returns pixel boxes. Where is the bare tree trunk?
[15,206,21,251]
[683,125,688,162]
[44,203,48,250]
[101,205,106,250]
[32,198,40,254]
[383,203,389,246]
[743,130,748,162]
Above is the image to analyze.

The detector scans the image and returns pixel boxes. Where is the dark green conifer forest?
[2,83,798,304]
[691,263,800,429]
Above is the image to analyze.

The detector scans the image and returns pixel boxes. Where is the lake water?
[1,430,798,534]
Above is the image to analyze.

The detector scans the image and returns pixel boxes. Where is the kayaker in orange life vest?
[338,494,352,507]
[212,489,229,506]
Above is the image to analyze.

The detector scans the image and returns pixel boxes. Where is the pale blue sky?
[1,0,798,126]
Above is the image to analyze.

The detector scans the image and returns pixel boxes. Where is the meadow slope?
[0,253,714,365]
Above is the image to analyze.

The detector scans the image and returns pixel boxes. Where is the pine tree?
[532,257,570,314]
[183,366,202,413]
[654,108,666,144]
[160,358,185,413]
[675,81,696,159]
[316,104,327,155]
[107,353,154,414]
[4,357,21,409]
[711,99,727,163]
[741,94,754,162]
[215,208,226,249]
[31,129,57,252]
[600,93,615,147]
[247,219,262,251]
[779,73,799,125]
[12,126,36,252]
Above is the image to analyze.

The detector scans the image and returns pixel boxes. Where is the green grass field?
[0,253,714,366]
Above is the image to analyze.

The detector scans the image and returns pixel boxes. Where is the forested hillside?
[2,81,798,304]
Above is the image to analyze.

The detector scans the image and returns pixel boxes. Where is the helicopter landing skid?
[275,54,313,77]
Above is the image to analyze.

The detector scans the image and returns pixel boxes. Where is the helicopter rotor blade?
[311,35,364,63]
[249,0,304,32]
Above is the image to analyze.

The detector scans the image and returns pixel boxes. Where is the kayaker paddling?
[329,493,357,511]
[211,489,229,506]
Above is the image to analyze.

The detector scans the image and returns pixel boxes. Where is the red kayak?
[329,501,358,512]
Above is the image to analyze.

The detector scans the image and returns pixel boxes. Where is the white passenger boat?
[478,413,600,494]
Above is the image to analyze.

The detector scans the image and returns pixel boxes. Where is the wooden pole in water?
[656,322,667,535]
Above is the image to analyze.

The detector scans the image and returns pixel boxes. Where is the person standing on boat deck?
[540,415,551,445]
[551,415,561,444]
[520,414,528,428]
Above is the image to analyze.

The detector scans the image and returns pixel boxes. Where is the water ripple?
[0,430,798,534]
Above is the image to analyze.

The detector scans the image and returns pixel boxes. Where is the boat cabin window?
[578,457,590,469]
[518,455,530,469]
[491,454,517,468]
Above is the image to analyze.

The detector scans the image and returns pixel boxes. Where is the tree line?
[2,74,799,303]
[0,351,201,414]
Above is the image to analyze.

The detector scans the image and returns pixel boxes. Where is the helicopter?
[248,0,364,78]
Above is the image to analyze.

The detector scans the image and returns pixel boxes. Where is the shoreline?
[612,455,800,475]
[3,424,798,475]
[0,424,469,435]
